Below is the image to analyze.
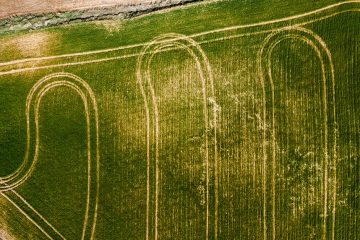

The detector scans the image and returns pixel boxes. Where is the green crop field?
[0,0,359,239]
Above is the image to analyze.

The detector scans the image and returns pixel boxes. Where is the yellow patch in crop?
[95,20,123,34]
[0,31,58,60]
[0,198,15,240]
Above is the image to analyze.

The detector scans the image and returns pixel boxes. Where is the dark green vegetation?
[0,0,359,239]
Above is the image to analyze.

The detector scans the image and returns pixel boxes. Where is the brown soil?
[0,0,197,19]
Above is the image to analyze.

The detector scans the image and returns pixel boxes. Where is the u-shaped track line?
[0,72,100,240]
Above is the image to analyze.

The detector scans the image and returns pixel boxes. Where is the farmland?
[0,0,359,239]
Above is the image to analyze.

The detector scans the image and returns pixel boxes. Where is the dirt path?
[0,0,199,19]
[0,0,203,34]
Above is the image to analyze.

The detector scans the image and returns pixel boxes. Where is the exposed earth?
[0,0,202,33]
[0,0,201,19]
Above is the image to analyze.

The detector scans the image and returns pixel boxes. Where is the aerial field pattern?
[0,0,359,239]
